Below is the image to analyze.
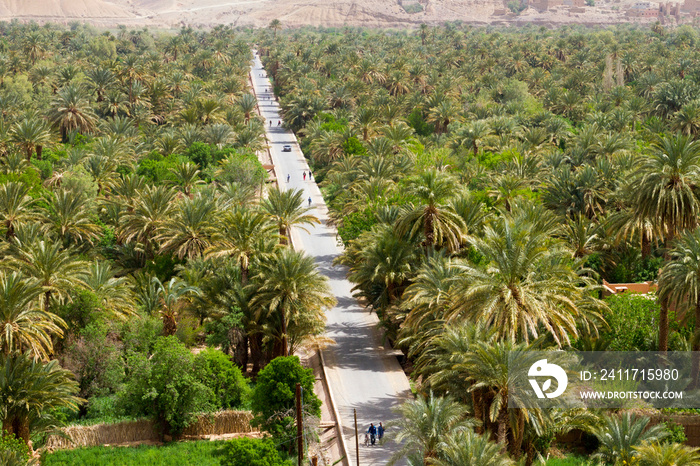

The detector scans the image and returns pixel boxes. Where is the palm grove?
[259,23,700,465]
[0,21,337,459]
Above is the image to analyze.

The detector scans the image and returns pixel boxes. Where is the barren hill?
[0,0,669,28]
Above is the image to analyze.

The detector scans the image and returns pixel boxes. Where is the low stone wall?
[45,410,255,450]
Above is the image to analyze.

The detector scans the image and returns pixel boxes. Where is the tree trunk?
[509,410,525,457]
[163,313,177,336]
[472,389,484,434]
[234,332,249,370]
[497,406,508,450]
[250,333,264,374]
[36,144,43,160]
[6,415,30,446]
[424,209,435,249]
[689,296,700,388]
[281,309,289,357]
[641,232,651,258]
[279,225,288,246]
[659,297,669,353]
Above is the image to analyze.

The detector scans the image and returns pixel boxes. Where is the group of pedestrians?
[366,422,384,446]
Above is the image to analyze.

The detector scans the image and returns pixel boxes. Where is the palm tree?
[631,134,700,241]
[249,248,335,357]
[168,162,203,198]
[345,225,418,311]
[48,84,98,142]
[153,277,201,336]
[395,170,466,251]
[9,116,51,161]
[157,194,217,260]
[630,133,700,351]
[0,182,35,239]
[206,207,275,283]
[0,352,81,445]
[41,189,101,248]
[431,430,515,466]
[447,211,607,346]
[9,239,87,313]
[83,261,135,320]
[634,442,700,466]
[0,272,64,359]
[260,188,319,246]
[236,94,258,124]
[658,228,700,386]
[672,102,700,136]
[268,19,282,38]
[85,67,115,103]
[120,186,177,259]
[593,414,667,465]
[451,120,492,157]
[390,392,475,465]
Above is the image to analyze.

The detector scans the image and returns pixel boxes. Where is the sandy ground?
[0,0,672,28]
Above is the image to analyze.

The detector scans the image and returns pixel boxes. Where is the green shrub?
[187,142,212,168]
[118,336,215,437]
[195,349,250,409]
[221,437,291,466]
[337,209,377,244]
[662,421,687,444]
[0,431,31,465]
[251,356,321,451]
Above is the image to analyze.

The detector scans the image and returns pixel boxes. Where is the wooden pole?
[296,383,303,466]
[354,408,360,466]
[311,456,318,466]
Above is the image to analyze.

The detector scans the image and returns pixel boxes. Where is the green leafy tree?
[194,348,250,409]
[119,336,215,438]
[250,356,321,450]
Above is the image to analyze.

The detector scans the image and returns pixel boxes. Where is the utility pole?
[354,409,360,466]
[296,383,303,466]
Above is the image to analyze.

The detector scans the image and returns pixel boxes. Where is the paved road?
[250,52,411,466]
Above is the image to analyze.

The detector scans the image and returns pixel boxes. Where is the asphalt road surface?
[251,52,411,466]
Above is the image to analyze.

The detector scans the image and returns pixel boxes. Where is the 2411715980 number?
[597,368,679,381]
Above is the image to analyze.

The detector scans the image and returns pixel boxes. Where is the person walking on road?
[308,196,312,206]
[378,422,384,442]
[367,423,377,446]
[303,171,306,181]
[309,169,313,180]
[287,174,290,183]
[269,120,272,127]
[277,120,281,126]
